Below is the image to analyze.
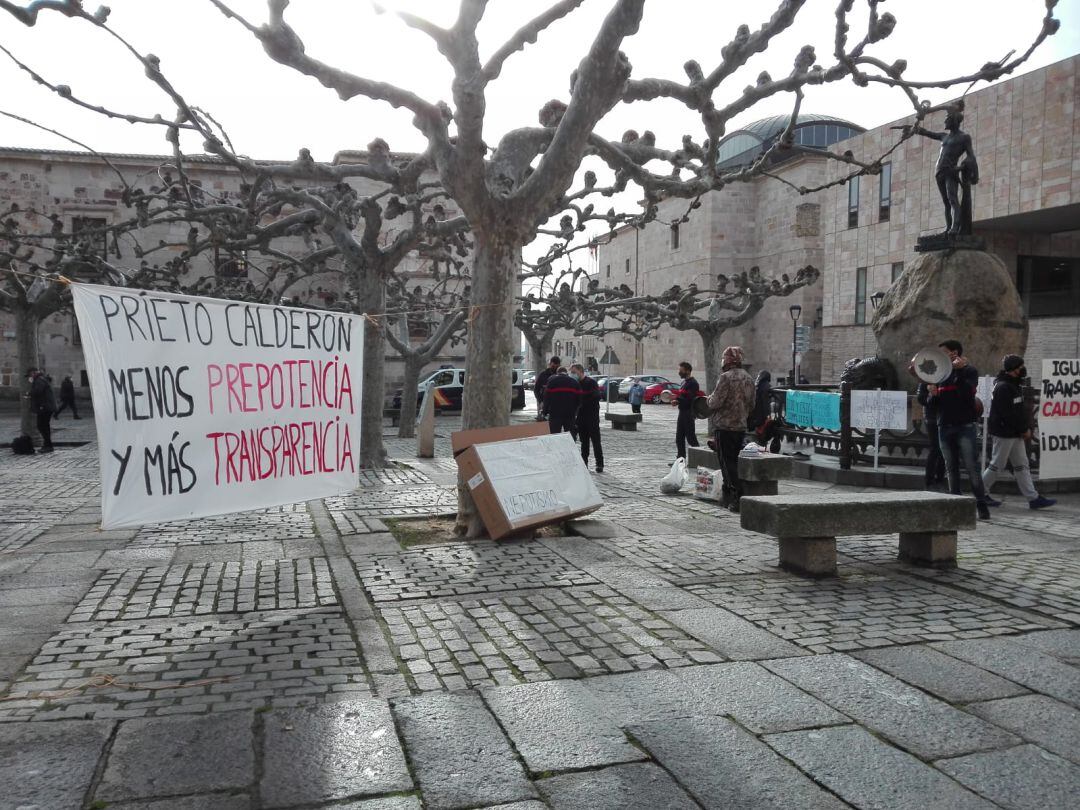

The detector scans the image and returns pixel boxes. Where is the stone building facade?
[575,53,1080,387]
[0,147,467,400]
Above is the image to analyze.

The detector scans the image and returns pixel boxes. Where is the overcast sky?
[2,1,1076,157]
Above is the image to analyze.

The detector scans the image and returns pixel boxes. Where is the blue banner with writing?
[786,390,841,431]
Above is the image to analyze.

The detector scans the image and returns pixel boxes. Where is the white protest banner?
[1039,359,1080,481]
[72,283,363,528]
[850,390,908,431]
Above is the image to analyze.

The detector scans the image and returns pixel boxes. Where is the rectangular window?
[670,223,680,250]
[606,264,611,278]
[1017,255,1080,317]
[891,261,904,283]
[625,258,630,274]
[847,176,859,229]
[71,216,107,258]
[79,370,89,387]
[855,266,867,324]
[214,246,248,278]
[879,162,892,222]
[72,315,81,347]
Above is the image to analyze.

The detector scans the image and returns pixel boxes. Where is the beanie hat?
[1002,354,1024,372]
[722,346,744,366]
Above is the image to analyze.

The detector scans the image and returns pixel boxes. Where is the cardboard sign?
[454,427,602,539]
[850,390,908,431]
[71,283,363,528]
[1039,359,1080,481]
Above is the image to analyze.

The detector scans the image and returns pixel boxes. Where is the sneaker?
[1029,496,1056,510]
[39,445,55,454]
[595,466,604,474]
[977,502,991,520]
[984,496,1003,507]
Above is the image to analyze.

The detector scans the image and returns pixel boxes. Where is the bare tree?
[4,0,1059,533]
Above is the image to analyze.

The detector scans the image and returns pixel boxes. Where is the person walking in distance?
[982,354,1055,510]
[54,374,80,419]
[672,361,700,459]
[927,340,992,520]
[706,347,755,511]
[628,379,645,414]
[27,368,57,453]
[747,370,781,453]
[542,366,580,437]
[534,356,560,421]
[572,364,604,473]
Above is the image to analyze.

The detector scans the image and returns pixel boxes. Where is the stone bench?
[688,450,792,496]
[740,492,975,577]
[605,412,643,431]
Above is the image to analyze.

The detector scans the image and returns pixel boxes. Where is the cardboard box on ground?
[453,423,603,540]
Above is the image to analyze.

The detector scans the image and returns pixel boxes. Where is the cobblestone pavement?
[1,404,1079,809]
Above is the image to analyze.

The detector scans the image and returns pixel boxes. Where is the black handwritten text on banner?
[72,284,363,528]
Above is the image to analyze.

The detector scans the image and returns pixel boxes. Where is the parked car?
[592,376,621,401]
[618,374,671,400]
[393,368,527,411]
[523,371,537,390]
[644,381,707,404]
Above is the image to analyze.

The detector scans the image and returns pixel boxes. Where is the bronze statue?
[904,103,979,236]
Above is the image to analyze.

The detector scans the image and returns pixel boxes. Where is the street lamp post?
[789,304,802,385]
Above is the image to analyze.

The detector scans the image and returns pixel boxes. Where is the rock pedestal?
[872,250,1027,392]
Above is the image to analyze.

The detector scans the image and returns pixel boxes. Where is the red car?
[644,381,707,404]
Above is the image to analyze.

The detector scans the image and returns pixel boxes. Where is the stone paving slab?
[685,570,1057,653]
[765,725,994,809]
[935,744,1080,809]
[0,718,112,809]
[1008,628,1080,664]
[764,653,1021,759]
[69,558,337,622]
[379,586,715,691]
[966,694,1080,766]
[483,680,646,774]
[96,712,255,802]
[661,606,808,659]
[630,714,848,809]
[932,638,1080,708]
[536,762,700,810]
[0,608,367,721]
[103,794,253,809]
[260,699,412,807]
[353,541,598,602]
[393,692,536,809]
[852,645,1030,704]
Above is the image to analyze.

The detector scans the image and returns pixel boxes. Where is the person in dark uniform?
[54,374,81,419]
[671,361,700,459]
[572,364,603,472]
[542,366,580,436]
[534,356,560,421]
[27,368,57,453]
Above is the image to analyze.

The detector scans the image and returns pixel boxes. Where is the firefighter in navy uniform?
[572,363,603,473]
[542,366,580,437]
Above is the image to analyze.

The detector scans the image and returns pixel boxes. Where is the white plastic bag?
[660,457,688,494]
[694,467,723,501]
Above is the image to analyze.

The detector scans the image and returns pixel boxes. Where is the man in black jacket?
[572,364,603,472]
[27,368,57,453]
[534,356,560,421]
[981,355,1055,510]
[55,374,81,419]
[542,366,580,436]
[926,340,990,519]
[671,361,700,459]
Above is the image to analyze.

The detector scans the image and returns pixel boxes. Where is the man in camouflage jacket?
[706,346,755,511]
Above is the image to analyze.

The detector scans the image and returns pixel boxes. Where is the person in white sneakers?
[982,354,1055,510]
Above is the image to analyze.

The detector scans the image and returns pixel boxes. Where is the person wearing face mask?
[571,363,603,473]
[982,355,1055,510]
[672,361,700,460]
[26,368,57,453]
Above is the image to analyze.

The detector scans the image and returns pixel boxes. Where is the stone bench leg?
[778,537,837,577]
[740,480,778,497]
[898,531,957,568]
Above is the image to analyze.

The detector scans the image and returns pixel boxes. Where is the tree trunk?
[530,333,553,375]
[397,354,423,439]
[456,233,520,536]
[15,304,40,439]
[358,277,388,469]
[699,328,725,393]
